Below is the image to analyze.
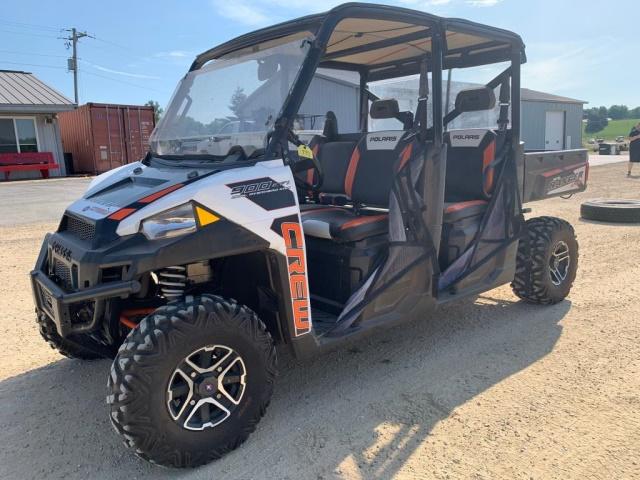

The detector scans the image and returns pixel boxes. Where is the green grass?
[583,118,639,144]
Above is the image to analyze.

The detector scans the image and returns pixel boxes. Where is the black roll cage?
[190,3,525,160]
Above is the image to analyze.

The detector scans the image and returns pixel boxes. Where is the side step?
[311,307,338,336]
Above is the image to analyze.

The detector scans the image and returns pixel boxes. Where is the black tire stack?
[580,199,640,223]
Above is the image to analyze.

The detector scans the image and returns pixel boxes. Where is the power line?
[0,19,62,32]
[81,70,163,93]
[0,29,60,39]
[0,60,66,70]
[0,49,68,58]
[91,35,132,52]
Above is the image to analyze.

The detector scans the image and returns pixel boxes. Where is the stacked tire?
[580,199,640,223]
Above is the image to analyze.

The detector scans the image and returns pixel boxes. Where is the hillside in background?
[583,118,639,143]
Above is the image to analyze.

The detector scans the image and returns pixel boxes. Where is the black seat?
[299,111,358,203]
[439,128,503,268]
[442,128,499,220]
[302,128,412,242]
[443,200,488,222]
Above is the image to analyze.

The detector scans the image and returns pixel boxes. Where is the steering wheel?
[287,128,324,191]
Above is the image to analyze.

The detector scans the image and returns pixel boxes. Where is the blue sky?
[2,0,638,109]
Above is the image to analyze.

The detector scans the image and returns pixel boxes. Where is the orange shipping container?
[58,103,156,174]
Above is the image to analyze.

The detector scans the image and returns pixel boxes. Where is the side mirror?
[455,87,496,113]
[257,59,278,81]
[370,99,400,119]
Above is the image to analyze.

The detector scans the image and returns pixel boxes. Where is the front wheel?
[36,311,104,360]
[511,216,578,304]
[107,295,277,468]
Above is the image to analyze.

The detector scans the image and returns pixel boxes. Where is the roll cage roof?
[192,2,526,81]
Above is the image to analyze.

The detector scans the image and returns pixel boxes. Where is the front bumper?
[30,232,141,337]
[31,268,140,337]
[30,214,269,338]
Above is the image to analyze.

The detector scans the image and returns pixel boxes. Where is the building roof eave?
[0,104,76,114]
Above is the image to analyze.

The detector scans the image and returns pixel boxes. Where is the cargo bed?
[522,149,589,203]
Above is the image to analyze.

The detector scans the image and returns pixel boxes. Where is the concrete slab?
[588,153,630,167]
[0,177,93,227]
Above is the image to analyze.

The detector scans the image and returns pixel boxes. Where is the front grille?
[53,260,73,290]
[63,215,95,242]
[39,286,54,315]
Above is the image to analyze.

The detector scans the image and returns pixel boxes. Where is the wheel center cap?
[197,376,218,396]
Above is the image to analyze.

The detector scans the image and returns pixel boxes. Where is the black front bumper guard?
[30,269,140,337]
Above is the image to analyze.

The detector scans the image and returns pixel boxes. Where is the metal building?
[520,88,586,151]
[236,69,360,133]
[290,73,587,153]
[0,70,74,180]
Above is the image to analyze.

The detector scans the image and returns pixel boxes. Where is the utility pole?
[61,28,92,105]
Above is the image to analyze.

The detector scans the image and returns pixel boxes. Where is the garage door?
[545,111,565,151]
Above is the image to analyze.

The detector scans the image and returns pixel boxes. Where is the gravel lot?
[0,163,638,479]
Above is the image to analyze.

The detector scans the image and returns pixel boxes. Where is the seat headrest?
[323,111,338,141]
[370,99,399,119]
[445,129,496,148]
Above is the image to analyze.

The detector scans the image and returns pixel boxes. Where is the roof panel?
[521,88,586,104]
[324,16,512,69]
[0,70,74,111]
[194,3,525,70]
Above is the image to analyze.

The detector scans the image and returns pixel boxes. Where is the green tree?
[145,100,164,123]
[598,106,608,118]
[630,106,640,118]
[608,104,629,120]
[228,87,247,119]
[585,106,608,133]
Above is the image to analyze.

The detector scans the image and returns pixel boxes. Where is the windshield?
[150,35,312,159]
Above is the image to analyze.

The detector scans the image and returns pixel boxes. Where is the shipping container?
[58,103,155,174]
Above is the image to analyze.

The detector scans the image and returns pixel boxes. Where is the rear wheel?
[511,216,578,304]
[107,295,277,468]
[36,311,103,360]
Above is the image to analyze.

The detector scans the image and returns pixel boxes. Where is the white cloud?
[211,0,504,25]
[82,61,161,80]
[154,50,193,58]
[211,0,272,26]
[466,0,502,6]
[522,38,617,98]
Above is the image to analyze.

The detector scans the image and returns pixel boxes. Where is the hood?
[66,162,212,222]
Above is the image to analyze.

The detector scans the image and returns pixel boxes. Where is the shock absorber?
[157,266,187,301]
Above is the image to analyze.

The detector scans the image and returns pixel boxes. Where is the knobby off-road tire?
[107,295,277,468]
[36,311,103,360]
[511,216,578,305]
[580,199,640,223]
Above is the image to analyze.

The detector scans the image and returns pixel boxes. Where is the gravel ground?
[0,162,638,479]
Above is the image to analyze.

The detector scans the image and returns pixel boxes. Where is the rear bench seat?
[302,126,501,246]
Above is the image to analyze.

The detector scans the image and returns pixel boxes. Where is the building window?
[0,118,39,153]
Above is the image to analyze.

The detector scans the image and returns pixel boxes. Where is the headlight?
[141,203,197,240]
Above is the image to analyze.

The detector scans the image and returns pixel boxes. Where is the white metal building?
[520,88,586,151]
[0,70,74,179]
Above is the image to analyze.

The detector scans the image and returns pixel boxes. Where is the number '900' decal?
[281,222,311,336]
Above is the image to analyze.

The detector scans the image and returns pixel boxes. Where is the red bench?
[0,152,59,180]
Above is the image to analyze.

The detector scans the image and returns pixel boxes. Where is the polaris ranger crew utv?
[30,3,588,468]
